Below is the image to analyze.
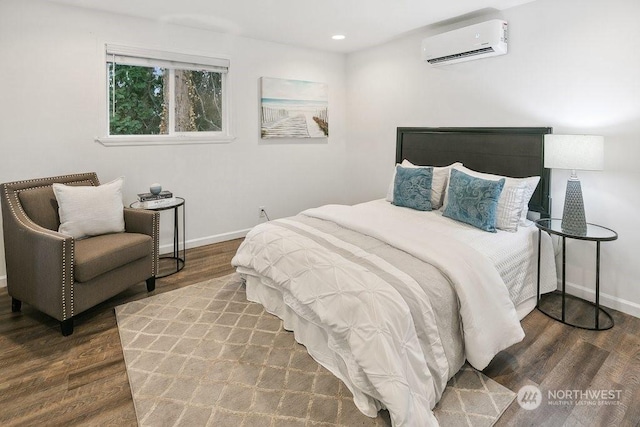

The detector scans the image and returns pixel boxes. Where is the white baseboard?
[564,280,640,319]
[158,228,251,254]
[0,228,251,289]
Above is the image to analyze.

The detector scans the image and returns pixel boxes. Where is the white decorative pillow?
[443,165,539,232]
[52,177,125,239]
[386,161,462,209]
[519,177,541,225]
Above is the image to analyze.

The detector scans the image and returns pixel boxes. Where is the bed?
[231,127,558,426]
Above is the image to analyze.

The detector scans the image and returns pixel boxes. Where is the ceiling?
[46,0,536,53]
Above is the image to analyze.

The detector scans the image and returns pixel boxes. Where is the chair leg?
[11,298,22,312]
[146,277,156,292]
[61,318,74,336]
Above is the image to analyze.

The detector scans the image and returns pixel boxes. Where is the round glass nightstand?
[535,218,617,330]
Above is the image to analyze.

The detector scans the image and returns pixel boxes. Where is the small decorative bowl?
[149,183,162,195]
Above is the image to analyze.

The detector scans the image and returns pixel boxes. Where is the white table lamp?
[544,134,604,235]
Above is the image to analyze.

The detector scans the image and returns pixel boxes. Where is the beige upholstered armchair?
[1,173,159,336]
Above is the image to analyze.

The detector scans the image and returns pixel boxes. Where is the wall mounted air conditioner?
[422,19,508,66]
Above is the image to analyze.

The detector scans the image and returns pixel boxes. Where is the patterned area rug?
[116,274,515,426]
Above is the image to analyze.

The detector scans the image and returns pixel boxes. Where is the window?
[98,45,232,145]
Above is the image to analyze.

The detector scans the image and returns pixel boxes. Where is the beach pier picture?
[261,77,328,139]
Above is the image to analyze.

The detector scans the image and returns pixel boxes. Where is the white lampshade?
[544,134,604,171]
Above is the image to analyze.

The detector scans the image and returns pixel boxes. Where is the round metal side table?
[535,218,617,330]
[130,197,186,278]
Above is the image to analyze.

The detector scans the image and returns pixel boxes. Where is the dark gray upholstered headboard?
[396,127,552,218]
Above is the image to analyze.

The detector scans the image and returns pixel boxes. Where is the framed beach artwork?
[260,77,328,139]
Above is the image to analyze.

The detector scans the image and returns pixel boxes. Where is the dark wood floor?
[0,238,638,426]
[488,299,640,426]
[0,239,242,426]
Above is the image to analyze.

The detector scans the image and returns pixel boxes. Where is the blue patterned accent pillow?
[443,169,505,232]
[392,165,433,211]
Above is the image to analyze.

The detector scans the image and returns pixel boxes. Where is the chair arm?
[1,203,74,322]
[123,208,160,277]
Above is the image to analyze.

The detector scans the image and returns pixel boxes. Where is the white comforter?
[232,201,542,426]
[304,202,525,369]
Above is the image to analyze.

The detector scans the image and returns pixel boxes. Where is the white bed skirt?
[515,295,539,320]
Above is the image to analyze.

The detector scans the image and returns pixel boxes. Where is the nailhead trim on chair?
[7,173,98,188]
[152,212,159,277]
[2,173,97,321]
[61,240,67,319]
[69,239,75,318]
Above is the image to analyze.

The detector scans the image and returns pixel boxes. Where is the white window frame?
[96,44,234,146]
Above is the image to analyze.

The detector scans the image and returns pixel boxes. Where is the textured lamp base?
[561,178,587,235]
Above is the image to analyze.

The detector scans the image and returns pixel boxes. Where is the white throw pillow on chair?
[53,177,125,239]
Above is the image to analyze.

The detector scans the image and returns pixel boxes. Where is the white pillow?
[386,161,462,209]
[443,165,539,232]
[53,177,125,239]
[519,177,541,225]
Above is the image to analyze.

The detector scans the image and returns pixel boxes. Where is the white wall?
[345,0,640,316]
[0,0,348,284]
[2,0,639,319]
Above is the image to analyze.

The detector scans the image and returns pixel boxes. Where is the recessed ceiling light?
[332,35,346,40]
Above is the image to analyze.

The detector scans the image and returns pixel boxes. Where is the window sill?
[96,134,236,147]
